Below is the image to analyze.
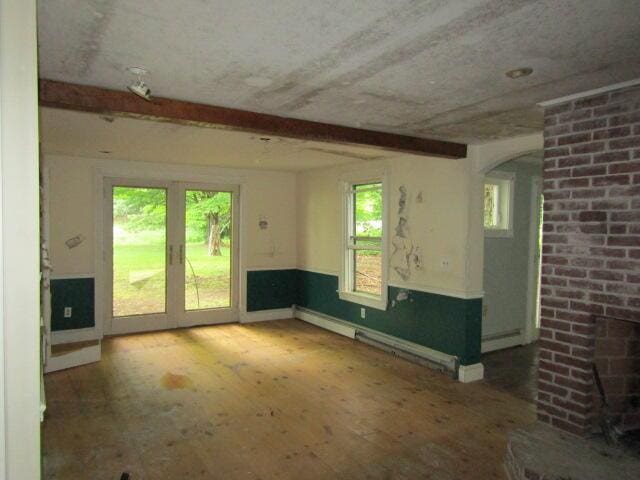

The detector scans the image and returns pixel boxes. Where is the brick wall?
[539,85,640,436]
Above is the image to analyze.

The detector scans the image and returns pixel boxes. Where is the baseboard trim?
[294,306,461,377]
[45,342,101,373]
[458,363,484,383]
[239,307,294,323]
[51,327,100,345]
[481,330,523,353]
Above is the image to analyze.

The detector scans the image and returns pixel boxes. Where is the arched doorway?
[480,151,543,403]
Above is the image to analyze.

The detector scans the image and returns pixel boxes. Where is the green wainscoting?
[295,270,482,365]
[246,269,298,312]
[50,277,95,331]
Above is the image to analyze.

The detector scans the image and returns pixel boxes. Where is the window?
[339,176,388,310]
[483,171,515,237]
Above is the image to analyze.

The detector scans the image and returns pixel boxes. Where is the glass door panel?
[184,189,232,311]
[106,179,238,335]
[112,186,167,317]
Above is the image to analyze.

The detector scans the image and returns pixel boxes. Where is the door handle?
[179,245,184,264]
[168,245,173,265]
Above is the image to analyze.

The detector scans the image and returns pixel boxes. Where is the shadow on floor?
[482,342,539,404]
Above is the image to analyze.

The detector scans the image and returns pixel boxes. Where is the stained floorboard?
[43,319,536,479]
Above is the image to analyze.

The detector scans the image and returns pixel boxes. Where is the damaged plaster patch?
[391,289,412,308]
[390,186,423,281]
[65,234,85,249]
[255,214,280,258]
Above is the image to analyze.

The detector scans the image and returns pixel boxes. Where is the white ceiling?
[37,0,640,143]
[39,107,396,171]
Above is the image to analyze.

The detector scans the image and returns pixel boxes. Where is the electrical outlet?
[64,307,72,318]
[440,257,452,271]
[360,308,366,319]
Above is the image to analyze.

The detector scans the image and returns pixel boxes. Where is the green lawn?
[113,242,231,317]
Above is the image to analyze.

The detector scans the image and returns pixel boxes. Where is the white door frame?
[481,173,543,353]
[95,161,247,340]
[0,0,41,477]
[103,178,240,335]
[524,176,543,344]
[104,177,175,335]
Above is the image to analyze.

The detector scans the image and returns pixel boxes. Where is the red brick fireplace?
[539,83,640,437]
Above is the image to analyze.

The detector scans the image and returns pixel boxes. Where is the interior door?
[177,184,239,327]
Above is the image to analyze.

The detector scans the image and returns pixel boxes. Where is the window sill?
[338,290,388,311]
[484,228,514,238]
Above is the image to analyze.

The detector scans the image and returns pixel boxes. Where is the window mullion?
[347,244,382,251]
[342,178,385,303]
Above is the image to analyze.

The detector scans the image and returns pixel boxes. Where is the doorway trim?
[176,182,240,329]
[479,155,544,353]
[104,177,175,335]
[94,158,247,338]
[524,175,543,344]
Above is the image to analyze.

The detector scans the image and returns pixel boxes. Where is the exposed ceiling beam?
[39,79,467,159]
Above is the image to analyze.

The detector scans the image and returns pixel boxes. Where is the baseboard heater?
[294,306,458,377]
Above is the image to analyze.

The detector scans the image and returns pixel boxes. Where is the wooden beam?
[39,79,467,159]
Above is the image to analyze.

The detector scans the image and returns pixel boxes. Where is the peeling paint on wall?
[255,214,282,258]
[391,288,412,307]
[390,185,423,281]
[65,233,85,249]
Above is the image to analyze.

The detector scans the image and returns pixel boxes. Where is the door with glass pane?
[177,184,238,327]
[107,179,172,334]
[105,179,238,334]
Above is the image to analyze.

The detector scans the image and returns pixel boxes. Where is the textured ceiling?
[37,0,640,143]
[39,108,396,171]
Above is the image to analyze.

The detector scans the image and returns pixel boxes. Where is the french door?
[105,178,239,335]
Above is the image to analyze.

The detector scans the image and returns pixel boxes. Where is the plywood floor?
[43,319,536,479]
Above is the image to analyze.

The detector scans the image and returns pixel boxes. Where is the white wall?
[297,155,478,298]
[47,155,95,275]
[0,0,41,478]
[297,134,545,328]
[483,160,541,340]
[44,153,297,317]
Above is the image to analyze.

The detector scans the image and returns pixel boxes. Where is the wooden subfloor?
[43,319,535,479]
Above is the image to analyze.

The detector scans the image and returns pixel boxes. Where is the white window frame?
[338,170,388,311]
[484,171,515,238]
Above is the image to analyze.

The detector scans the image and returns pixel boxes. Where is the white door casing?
[104,178,239,335]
